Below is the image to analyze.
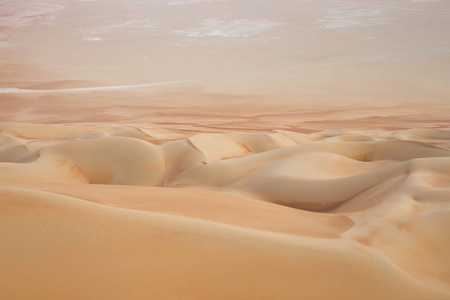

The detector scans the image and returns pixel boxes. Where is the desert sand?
[1,0,450,299]
[1,122,450,299]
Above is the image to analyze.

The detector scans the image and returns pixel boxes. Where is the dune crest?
[1,123,450,299]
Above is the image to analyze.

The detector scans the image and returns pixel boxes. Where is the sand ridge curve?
[1,123,450,299]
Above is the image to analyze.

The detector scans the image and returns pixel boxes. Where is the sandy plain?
[1,0,450,299]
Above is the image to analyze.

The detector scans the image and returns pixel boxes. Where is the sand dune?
[1,122,450,299]
[1,0,449,297]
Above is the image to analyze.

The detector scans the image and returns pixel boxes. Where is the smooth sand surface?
[1,0,450,103]
[1,0,450,298]
[1,122,450,299]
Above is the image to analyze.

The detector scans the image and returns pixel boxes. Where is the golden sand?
[1,122,450,299]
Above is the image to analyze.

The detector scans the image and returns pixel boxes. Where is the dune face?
[1,123,450,299]
[1,0,450,298]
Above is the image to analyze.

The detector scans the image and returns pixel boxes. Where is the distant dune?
[1,0,450,298]
[1,122,450,299]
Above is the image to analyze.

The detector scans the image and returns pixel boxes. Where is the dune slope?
[1,123,450,299]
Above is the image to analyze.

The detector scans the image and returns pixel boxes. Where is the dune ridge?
[1,122,450,299]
